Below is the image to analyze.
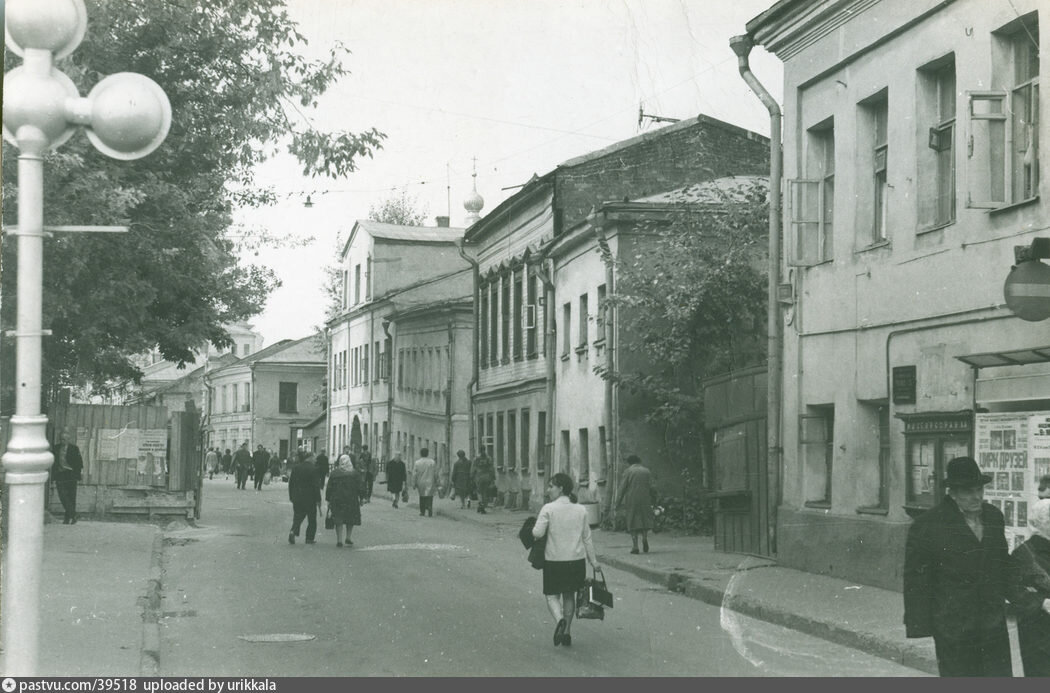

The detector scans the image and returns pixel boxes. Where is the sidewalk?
[380,490,941,675]
[1,518,163,676]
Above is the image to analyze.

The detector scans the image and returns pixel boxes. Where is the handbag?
[575,567,612,620]
[401,489,409,502]
[324,507,335,530]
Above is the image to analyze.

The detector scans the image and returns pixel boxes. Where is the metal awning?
[956,346,1050,368]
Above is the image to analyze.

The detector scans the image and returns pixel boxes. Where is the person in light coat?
[412,448,438,517]
[1010,498,1050,676]
[532,472,600,647]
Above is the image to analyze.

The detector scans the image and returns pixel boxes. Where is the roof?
[138,352,239,399]
[632,175,768,204]
[342,220,465,258]
[206,335,322,377]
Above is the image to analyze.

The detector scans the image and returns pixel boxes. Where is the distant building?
[135,322,263,392]
[203,334,326,460]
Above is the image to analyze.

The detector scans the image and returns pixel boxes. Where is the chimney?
[436,216,450,228]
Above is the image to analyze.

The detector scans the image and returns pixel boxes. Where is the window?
[397,349,404,389]
[342,270,349,309]
[485,413,495,460]
[496,412,505,469]
[362,344,369,386]
[365,257,372,300]
[577,293,589,351]
[527,270,538,357]
[970,15,1040,207]
[521,409,531,472]
[801,405,834,507]
[489,282,498,367]
[221,385,228,413]
[232,384,239,412]
[513,271,523,360]
[789,122,834,265]
[537,411,547,474]
[480,283,489,367]
[278,382,298,413]
[578,428,589,482]
[508,410,517,470]
[354,264,361,304]
[918,57,956,227]
[562,302,572,357]
[501,275,510,362]
[598,425,607,482]
[560,430,570,474]
[596,284,607,336]
[243,383,250,412]
[383,338,392,380]
[858,93,889,245]
[374,340,380,382]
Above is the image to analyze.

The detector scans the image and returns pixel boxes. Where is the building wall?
[207,365,253,454]
[763,0,1048,588]
[252,363,325,457]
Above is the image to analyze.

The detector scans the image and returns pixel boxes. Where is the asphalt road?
[156,478,928,677]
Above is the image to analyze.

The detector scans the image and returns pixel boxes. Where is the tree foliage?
[1,0,386,411]
[367,189,429,226]
[595,181,769,456]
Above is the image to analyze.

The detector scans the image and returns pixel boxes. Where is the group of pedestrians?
[448,449,496,513]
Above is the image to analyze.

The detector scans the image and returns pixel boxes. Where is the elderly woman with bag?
[325,454,362,547]
[1010,498,1050,676]
[532,473,600,647]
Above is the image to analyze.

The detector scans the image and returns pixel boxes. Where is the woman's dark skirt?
[542,558,586,595]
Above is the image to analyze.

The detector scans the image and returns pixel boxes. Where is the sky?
[238,0,784,347]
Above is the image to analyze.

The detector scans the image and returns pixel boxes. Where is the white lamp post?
[1,0,171,674]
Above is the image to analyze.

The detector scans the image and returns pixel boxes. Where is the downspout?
[382,318,395,463]
[730,34,783,553]
[324,326,331,455]
[446,318,455,482]
[457,241,480,457]
[249,362,257,449]
[591,208,617,513]
[369,308,375,454]
[534,248,556,480]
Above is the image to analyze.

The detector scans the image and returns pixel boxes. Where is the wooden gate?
[702,366,772,557]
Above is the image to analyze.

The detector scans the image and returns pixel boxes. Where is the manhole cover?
[238,633,315,643]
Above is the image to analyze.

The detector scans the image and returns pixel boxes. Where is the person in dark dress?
[471,450,495,514]
[616,455,655,554]
[252,444,270,490]
[287,452,321,545]
[451,449,473,509]
[315,450,330,490]
[385,452,407,509]
[51,429,84,524]
[903,457,1015,677]
[325,455,362,547]
[222,449,232,479]
[1009,498,1050,677]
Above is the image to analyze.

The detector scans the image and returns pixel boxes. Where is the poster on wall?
[138,429,168,476]
[975,412,1050,551]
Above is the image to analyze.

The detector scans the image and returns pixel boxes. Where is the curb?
[139,530,164,676]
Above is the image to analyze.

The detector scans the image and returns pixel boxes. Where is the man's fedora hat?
[944,456,993,488]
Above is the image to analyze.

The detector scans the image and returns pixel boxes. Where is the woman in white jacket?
[532,473,601,646]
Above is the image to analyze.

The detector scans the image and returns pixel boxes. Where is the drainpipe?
[382,318,395,463]
[368,308,375,454]
[590,208,617,512]
[730,34,782,553]
[457,241,480,457]
[534,248,556,480]
[446,318,455,481]
[324,326,331,456]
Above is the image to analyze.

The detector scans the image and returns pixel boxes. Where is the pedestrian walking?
[1009,498,1050,677]
[316,449,330,490]
[325,454,362,547]
[252,445,271,490]
[471,450,495,514]
[903,456,1015,676]
[386,452,407,508]
[222,448,232,479]
[413,448,438,517]
[616,454,655,554]
[204,447,219,480]
[50,429,84,525]
[451,450,473,509]
[359,446,376,503]
[531,473,600,647]
[233,442,252,490]
[288,452,321,545]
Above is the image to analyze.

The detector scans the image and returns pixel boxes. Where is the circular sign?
[1004,260,1050,321]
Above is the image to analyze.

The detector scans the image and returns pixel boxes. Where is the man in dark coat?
[385,452,407,509]
[903,456,1016,676]
[252,444,271,490]
[51,429,84,524]
[315,450,330,490]
[359,445,375,503]
[288,453,322,545]
[222,449,232,478]
[232,442,252,490]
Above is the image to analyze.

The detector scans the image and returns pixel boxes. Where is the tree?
[368,189,429,226]
[596,181,768,462]
[1,0,386,411]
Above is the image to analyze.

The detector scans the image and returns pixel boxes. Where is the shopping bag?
[575,567,612,620]
[324,508,335,530]
[262,472,272,485]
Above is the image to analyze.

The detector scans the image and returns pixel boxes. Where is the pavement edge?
[140,530,164,676]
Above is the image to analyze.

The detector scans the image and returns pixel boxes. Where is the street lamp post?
[1,0,171,674]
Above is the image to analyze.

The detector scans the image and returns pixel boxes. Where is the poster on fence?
[138,429,167,476]
[975,412,1050,551]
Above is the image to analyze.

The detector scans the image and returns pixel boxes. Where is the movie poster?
[975,413,1041,551]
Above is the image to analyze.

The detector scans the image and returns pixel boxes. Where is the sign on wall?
[975,412,1048,550]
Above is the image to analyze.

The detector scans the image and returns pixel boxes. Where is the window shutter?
[787,179,823,266]
[966,91,1008,208]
